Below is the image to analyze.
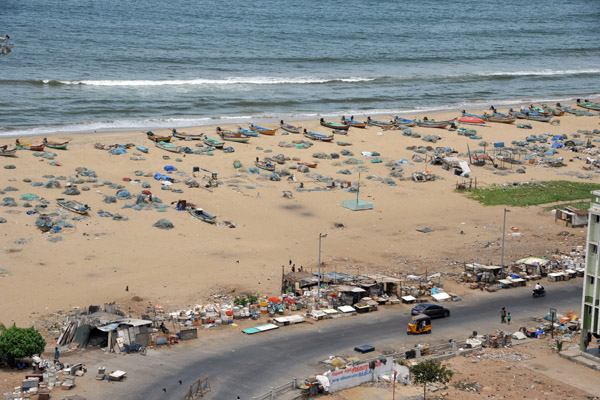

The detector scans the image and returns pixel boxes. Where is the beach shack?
[463,263,506,283]
[554,206,588,228]
[282,271,319,295]
[97,318,153,352]
[331,285,367,305]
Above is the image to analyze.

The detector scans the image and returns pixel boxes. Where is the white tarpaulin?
[431,292,451,302]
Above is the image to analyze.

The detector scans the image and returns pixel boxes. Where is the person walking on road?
[500,307,506,323]
[507,312,511,325]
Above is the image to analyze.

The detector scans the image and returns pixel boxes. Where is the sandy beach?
[0,106,597,327]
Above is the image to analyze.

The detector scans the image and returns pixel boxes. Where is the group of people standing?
[500,307,512,325]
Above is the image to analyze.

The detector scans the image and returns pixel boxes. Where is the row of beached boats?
[40,198,217,226]
[1,138,71,157]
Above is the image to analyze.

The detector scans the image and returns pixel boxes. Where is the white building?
[582,190,600,349]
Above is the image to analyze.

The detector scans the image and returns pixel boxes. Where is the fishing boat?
[341,116,367,128]
[203,137,225,149]
[255,160,276,171]
[0,145,17,157]
[135,145,148,153]
[576,99,600,112]
[393,117,416,127]
[461,111,487,119]
[508,109,527,119]
[366,117,395,127]
[15,140,45,151]
[320,118,349,131]
[415,118,456,129]
[218,130,250,143]
[146,131,172,143]
[525,114,552,123]
[155,141,183,153]
[529,105,552,116]
[280,120,301,134]
[43,139,69,150]
[235,126,259,137]
[484,113,516,124]
[557,104,593,116]
[298,161,317,168]
[172,129,204,140]
[57,198,89,215]
[249,123,277,135]
[188,207,216,224]
[458,116,488,126]
[541,104,565,116]
[303,129,334,142]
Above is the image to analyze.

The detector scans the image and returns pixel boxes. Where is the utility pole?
[501,208,510,266]
[317,233,327,306]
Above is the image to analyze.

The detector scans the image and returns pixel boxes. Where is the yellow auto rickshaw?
[407,314,432,335]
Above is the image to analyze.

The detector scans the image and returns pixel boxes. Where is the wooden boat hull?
[249,124,277,135]
[57,198,89,215]
[458,116,487,126]
[16,142,45,151]
[526,115,552,122]
[45,141,69,150]
[203,137,225,149]
[367,120,394,127]
[303,131,333,142]
[155,141,182,153]
[343,119,366,128]
[577,101,600,111]
[485,114,516,124]
[173,132,203,140]
[280,124,300,134]
[416,118,456,129]
[220,134,250,143]
[146,132,172,143]
[189,208,216,224]
[394,118,416,127]
[0,146,17,157]
[320,120,349,130]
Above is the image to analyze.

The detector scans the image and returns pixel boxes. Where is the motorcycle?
[532,288,546,298]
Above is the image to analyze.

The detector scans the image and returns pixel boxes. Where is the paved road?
[91,280,582,400]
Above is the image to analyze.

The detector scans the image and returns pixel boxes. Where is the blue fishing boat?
[136,145,148,153]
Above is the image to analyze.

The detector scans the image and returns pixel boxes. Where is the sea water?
[0,0,598,136]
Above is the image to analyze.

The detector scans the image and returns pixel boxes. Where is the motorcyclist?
[534,283,544,295]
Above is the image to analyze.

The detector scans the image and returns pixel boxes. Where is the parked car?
[411,303,450,318]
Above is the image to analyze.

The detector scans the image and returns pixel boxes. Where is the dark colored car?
[410,302,450,318]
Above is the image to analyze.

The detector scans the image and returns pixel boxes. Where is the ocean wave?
[1,68,597,88]
[43,77,375,86]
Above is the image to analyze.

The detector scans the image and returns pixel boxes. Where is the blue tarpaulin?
[494,142,505,148]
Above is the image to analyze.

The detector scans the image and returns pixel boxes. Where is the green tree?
[0,326,46,365]
[410,358,454,400]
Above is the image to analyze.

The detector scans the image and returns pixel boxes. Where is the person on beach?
[54,347,60,361]
[500,307,506,323]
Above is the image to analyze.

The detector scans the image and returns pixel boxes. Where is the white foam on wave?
[52,76,375,87]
